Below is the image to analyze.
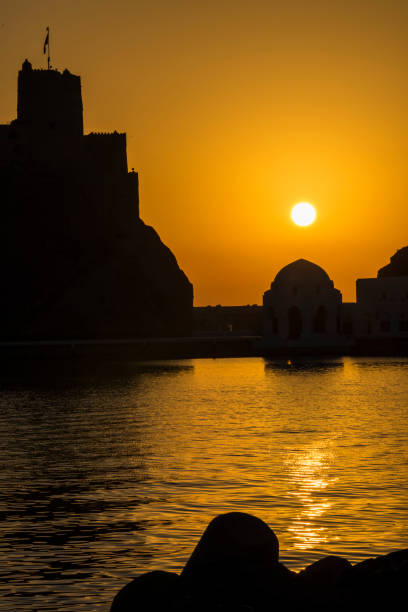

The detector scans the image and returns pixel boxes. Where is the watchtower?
[17,59,83,161]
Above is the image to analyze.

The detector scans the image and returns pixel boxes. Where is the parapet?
[82,132,128,175]
[21,58,78,75]
[17,59,83,139]
[86,131,126,137]
[19,59,81,87]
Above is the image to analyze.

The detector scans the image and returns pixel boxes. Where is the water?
[1,356,408,610]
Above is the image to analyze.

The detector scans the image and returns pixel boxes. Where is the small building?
[262,259,346,349]
[356,247,408,340]
[261,249,408,354]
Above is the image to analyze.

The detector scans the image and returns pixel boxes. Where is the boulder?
[180,512,296,609]
[108,515,408,612]
[110,570,180,612]
[182,512,279,573]
[337,548,408,610]
[299,555,351,588]
[298,556,351,610]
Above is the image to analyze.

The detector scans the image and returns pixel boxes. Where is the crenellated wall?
[82,132,127,177]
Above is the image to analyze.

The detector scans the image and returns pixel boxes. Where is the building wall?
[263,272,343,348]
[356,277,408,338]
[127,170,140,220]
[261,261,408,349]
[340,302,357,338]
[194,306,263,336]
[82,132,127,177]
[0,125,12,162]
[17,60,83,162]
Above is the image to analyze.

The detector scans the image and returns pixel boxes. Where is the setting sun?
[291,202,317,227]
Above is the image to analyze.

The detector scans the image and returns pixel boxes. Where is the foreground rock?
[110,512,408,611]
[180,512,296,610]
[337,548,408,610]
[298,555,351,610]
[110,571,180,612]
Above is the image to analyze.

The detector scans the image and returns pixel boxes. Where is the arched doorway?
[314,305,327,333]
[268,306,278,334]
[288,305,302,339]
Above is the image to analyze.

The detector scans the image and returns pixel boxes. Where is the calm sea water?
[1,356,408,610]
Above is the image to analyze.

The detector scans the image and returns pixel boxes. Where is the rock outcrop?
[0,169,193,339]
[0,163,192,339]
[109,512,408,612]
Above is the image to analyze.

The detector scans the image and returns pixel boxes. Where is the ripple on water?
[1,356,408,610]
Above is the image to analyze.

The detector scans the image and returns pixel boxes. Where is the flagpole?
[47,27,50,70]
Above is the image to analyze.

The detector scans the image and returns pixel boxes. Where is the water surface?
[1,356,408,610]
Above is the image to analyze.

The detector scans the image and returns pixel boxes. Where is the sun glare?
[291,202,317,227]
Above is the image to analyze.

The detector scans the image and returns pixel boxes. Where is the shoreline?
[1,335,408,361]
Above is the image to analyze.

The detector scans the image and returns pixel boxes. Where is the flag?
[43,29,49,54]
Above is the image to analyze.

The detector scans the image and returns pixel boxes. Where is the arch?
[288,305,302,340]
[314,305,327,333]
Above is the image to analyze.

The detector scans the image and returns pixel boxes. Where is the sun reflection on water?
[286,445,337,550]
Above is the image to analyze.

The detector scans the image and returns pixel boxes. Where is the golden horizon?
[1,1,407,305]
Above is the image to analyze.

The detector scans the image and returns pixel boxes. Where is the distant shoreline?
[0,336,408,361]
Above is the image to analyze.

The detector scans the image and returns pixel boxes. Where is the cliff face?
[0,164,193,340]
[378,247,408,278]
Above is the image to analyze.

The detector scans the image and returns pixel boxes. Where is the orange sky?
[1,0,408,305]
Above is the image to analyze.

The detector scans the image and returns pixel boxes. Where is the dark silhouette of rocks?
[298,554,351,586]
[377,246,408,277]
[109,512,408,611]
[181,512,279,574]
[180,512,295,609]
[298,555,352,609]
[0,61,192,340]
[337,548,408,611]
[110,571,180,612]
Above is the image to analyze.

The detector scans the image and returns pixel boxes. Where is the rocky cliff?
[0,163,193,340]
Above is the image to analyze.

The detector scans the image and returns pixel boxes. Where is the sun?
[291,202,316,227]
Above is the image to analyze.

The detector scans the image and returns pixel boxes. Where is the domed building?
[262,259,344,348]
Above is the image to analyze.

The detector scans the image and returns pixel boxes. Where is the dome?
[377,246,408,278]
[273,259,331,287]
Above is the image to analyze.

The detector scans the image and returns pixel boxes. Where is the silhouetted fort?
[0,61,193,340]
